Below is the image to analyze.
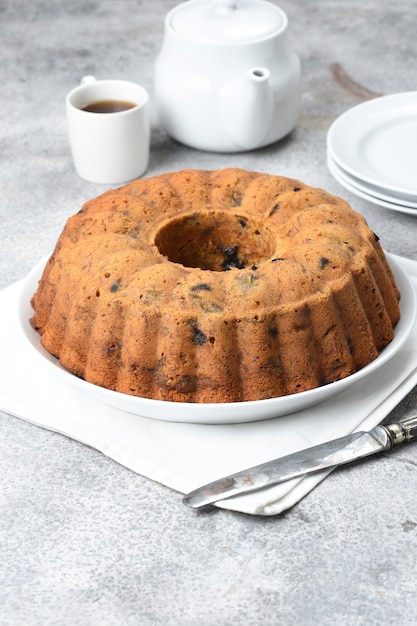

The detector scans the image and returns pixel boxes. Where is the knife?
[183,415,417,509]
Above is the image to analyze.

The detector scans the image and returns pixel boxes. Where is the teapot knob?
[214,0,238,12]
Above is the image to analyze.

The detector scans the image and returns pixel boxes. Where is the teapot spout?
[219,67,274,151]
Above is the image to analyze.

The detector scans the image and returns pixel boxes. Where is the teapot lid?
[168,0,287,44]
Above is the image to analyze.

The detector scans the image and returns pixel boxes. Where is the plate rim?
[327,153,417,217]
[328,154,417,209]
[327,91,417,199]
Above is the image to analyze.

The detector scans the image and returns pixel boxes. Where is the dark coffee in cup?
[81,99,137,113]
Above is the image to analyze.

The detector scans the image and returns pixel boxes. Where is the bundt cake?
[30,168,400,403]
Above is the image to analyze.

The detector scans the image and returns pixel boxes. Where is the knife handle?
[384,415,417,445]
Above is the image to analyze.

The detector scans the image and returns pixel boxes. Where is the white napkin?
[1,255,417,516]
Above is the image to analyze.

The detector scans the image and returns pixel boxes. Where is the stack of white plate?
[327,92,417,216]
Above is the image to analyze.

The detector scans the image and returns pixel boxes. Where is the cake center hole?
[155,211,276,271]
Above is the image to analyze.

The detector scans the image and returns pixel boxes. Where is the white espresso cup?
[66,76,150,184]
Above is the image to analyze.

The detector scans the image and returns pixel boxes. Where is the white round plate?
[328,154,417,217]
[20,256,416,424]
[328,154,417,209]
[327,92,417,200]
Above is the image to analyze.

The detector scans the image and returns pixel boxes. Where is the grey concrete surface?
[1,1,417,624]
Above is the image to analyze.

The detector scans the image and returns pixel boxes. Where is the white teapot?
[154,0,301,153]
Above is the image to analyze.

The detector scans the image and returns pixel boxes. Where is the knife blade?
[183,415,417,509]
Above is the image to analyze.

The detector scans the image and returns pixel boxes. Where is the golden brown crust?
[30,168,401,403]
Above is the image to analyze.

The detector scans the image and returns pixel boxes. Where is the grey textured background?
[1,1,417,624]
